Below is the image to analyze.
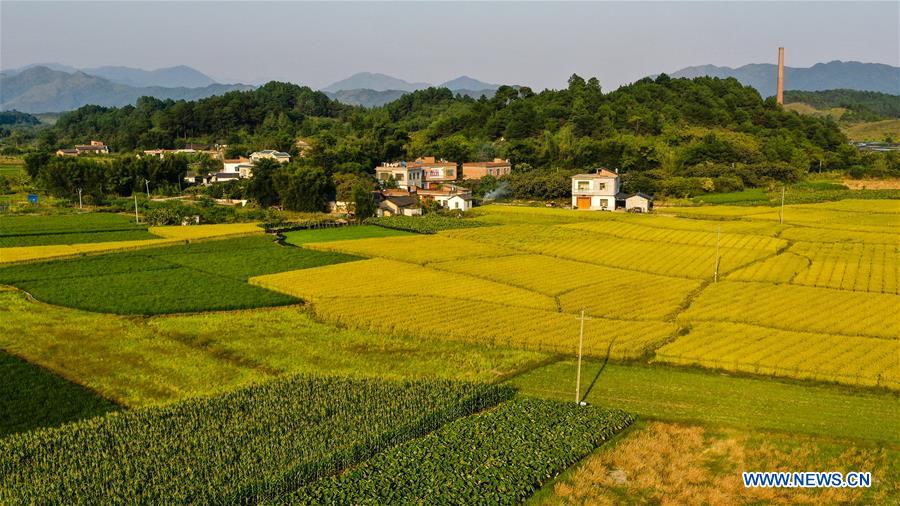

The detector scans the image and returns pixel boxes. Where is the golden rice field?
[656,322,900,389]
[562,220,787,250]
[305,235,518,264]
[250,258,557,311]
[268,200,899,391]
[680,281,899,339]
[311,295,678,360]
[0,223,263,264]
[148,222,263,240]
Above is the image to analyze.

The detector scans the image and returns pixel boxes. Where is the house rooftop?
[628,192,654,200]
[384,195,419,207]
[572,169,618,178]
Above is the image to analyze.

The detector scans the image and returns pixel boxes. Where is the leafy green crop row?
[365,214,490,234]
[0,376,514,504]
[0,350,118,438]
[286,398,635,505]
[0,236,358,314]
[0,213,145,237]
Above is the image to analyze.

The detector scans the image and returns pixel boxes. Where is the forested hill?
[44,74,882,195]
[783,89,900,121]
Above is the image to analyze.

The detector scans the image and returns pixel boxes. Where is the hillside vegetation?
[26,75,899,196]
[784,89,900,121]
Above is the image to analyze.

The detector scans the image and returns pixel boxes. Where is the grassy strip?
[0,290,546,407]
[0,213,145,236]
[285,397,634,505]
[365,213,490,233]
[0,350,119,438]
[533,420,898,505]
[508,360,900,444]
[284,225,412,244]
[0,229,160,247]
[0,376,514,504]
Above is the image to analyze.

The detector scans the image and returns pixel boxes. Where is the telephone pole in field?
[714,225,721,283]
[575,309,591,405]
[780,186,786,224]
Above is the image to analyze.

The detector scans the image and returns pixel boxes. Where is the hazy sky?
[2,1,898,90]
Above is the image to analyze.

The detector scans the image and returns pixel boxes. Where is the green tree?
[274,165,332,212]
[245,158,281,207]
[352,183,376,220]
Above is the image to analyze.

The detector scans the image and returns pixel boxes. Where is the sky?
[2,1,898,90]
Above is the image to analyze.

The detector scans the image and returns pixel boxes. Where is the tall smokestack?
[776,47,785,105]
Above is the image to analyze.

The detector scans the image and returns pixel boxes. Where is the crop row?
[430,253,696,298]
[0,212,145,237]
[563,220,787,251]
[726,252,810,283]
[447,224,771,279]
[285,398,635,505]
[656,322,900,390]
[313,295,678,360]
[0,376,513,504]
[680,281,900,339]
[305,234,518,265]
[789,242,899,294]
[0,223,265,264]
[522,236,772,279]
[779,226,900,245]
[558,276,700,321]
[365,214,489,233]
[251,258,557,311]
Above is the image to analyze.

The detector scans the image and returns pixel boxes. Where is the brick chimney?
[776,47,785,105]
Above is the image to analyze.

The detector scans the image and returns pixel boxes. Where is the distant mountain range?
[2,63,221,88]
[668,60,900,97]
[321,73,503,106]
[0,66,253,113]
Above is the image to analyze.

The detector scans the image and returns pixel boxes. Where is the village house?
[375,161,424,190]
[571,169,620,210]
[142,145,221,160]
[250,150,291,163]
[376,195,423,217]
[625,192,654,213]
[411,156,457,185]
[417,184,474,212]
[462,159,512,180]
[57,140,109,156]
[223,156,254,178]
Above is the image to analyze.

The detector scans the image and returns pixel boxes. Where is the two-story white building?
[571,169,620,210]
[375,161,424,190]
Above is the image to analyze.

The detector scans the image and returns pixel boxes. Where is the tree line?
[16,74,900,202]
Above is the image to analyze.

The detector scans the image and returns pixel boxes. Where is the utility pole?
[575,309,591,405]
[780,186,786,224]
[77,188,83,210]
[714,225,721,283]
[133,193,139,223]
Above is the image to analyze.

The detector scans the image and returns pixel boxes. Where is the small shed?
[625,193,653,213]
[445,194,473,212]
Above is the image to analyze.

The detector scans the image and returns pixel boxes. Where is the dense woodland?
[783,89,900,121]
[11,75,900,209]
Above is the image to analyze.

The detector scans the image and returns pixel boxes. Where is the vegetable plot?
[285,398,635,505]
[0,376,513,504]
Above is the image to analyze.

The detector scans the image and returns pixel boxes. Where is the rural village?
[1,2,899,503]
